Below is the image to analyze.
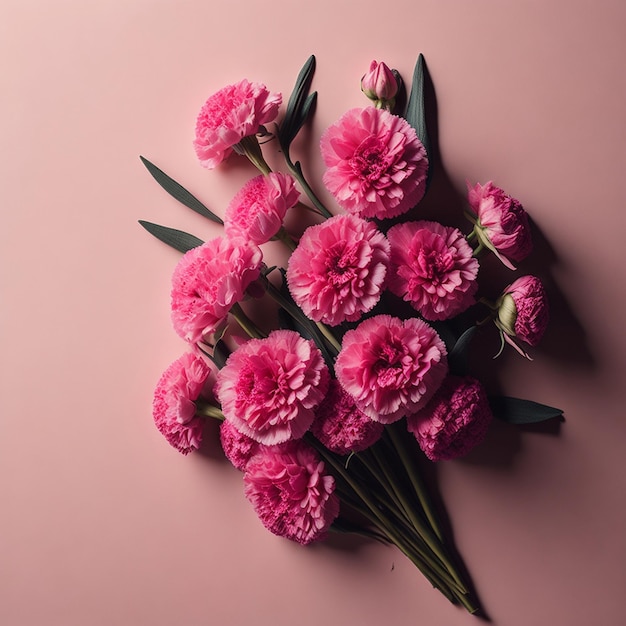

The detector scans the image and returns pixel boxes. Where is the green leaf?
[279,55,316,149]
[138,220,204,253]
[404,55,430,155]
[489,396,564,424]
[140,156,223,225]
[448,326,477,375]
[404,54,431,190]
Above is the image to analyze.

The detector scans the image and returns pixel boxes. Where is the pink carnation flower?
[215,330,330,445]
[193,79,282,169]
[243,440,340,545]
[335,315,448,424]
[407,375,493,461]
[311,379,384,454]
[320,107,428,220]
[152,352,213,455]
[286,214,390,326]
[219,420,261,471]
[170,237,263,343]
[224,172,300,245]
[497,275,549,348]
[387,220,479,321]
[467,181,532,269]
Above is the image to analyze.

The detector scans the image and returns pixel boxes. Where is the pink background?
[2,1,625,624]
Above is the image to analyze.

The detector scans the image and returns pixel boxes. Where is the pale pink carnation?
[320,107,428,220]
[224,172,300,245]
[243,440,340,545]
[219,420,261,471]
[170,237,263,343]
[193,79,282,169]
[215,330,330,445]
[311,379,384,454]
[407,375,493,461]
[335,315,448,424]
[387,220,479,321]
[152,352,213,455]
[498,275,549,346]
[286,214,390,326]
[468,181,532,269]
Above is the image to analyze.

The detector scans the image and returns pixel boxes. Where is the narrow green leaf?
[448,326,477,375]
[140,156,223,225]
[279,55,316,149]
[404,55,430,156]
[404,55,432,193]
[138,220,204,253]
[489,396,564,424]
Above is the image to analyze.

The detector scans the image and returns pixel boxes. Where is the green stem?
[264,281,340,356]
[194,400,225,421]
[385,425,467,593]
[229,302,266,339]
[235,135,272,175]
[385,424,444,541]
[283,153,333,218]
[275,226,297,252]
[307,436,468,599]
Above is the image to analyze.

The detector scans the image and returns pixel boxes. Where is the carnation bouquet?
[139,55,563,615]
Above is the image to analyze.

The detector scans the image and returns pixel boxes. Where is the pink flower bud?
[361,60,399,109]
[467,181,532,270]
[495,275,549,357]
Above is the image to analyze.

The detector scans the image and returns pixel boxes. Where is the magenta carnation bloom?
[311,379,384,454]
[224,172,300,245]
[497,275,549,348]
[219,420,261,471]
[335,315,448,424]
[193,79,282,169]
[407,375,493,461]
[243,440,340,545]
[467,181,532,269]
[215,330,330,445]
[320,107,428,220]
[170,237,263,343]
[286,214,390,326]
[387,220,479,321]
[152,352,213,455]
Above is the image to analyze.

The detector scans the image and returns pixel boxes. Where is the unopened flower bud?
[361,60,399,110]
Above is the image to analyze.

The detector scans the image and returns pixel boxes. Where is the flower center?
[373,341,406,388]
[325,242,359,287]
[415,238,454,282]
[350,136,390,183]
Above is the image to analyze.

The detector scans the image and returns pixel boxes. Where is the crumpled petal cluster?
[407,375,493,461]
[152,352,213,455]
[335,314,448,424]
[311,380,384,454]
[320,107,428,220]
[215,330,330,445]
[501,275,549,346]
[224,172,300,245]
[170,237,263,343]
[387,220,479,321]
[287,214,390,326]
[219,420,262,471]
[243,440,340,545]
[468,181,532,267]
[193,79,282,169]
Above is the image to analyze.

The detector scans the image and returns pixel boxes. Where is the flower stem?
[282,152,333,218]
[194,400,225,421]
[235,135,272,175]
[229,302,266,339]
[385,424,444,541]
